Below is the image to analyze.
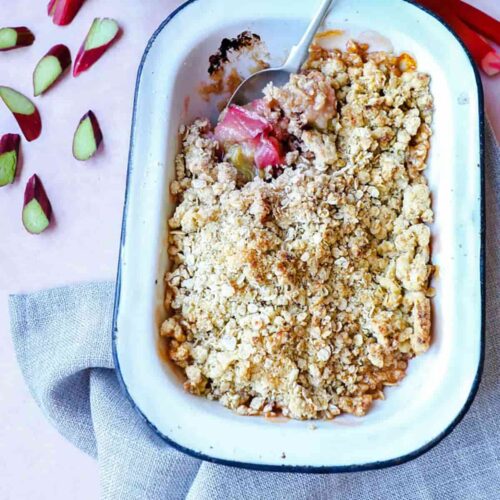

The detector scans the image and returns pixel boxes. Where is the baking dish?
[112,0,484,471]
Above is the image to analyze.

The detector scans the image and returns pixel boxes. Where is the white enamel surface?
[115,0,482,468]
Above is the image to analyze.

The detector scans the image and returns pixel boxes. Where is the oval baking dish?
[112,0,484,472]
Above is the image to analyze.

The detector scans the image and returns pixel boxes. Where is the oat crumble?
[161,42,434,420]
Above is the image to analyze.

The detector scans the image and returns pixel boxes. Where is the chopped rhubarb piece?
[33,44,71,96]
[0,27,35,51]
[22,174,52,234]
[48,0,85,26]
[0,86,42,142]
[216,99,286,173]
[215,105,270,144]
[226,144,255,181]
[0,133,20,186]
[72,110,103,160]
[254,135,284,169]
[73,18,120,77]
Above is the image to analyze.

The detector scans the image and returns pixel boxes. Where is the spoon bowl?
[230,68,291,105]
[227,0,335,107]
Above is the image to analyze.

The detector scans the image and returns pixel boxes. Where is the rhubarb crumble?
[161,41,434,420]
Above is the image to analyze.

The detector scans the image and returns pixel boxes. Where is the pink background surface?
[0,1,498,498]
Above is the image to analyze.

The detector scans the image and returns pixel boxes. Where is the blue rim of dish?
[112,0,485,473]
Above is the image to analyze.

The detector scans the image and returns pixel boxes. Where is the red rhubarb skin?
[48,0,85,26]
[73,31,120,77]
[0,27,35,51]
[254,135,284,169]
[47,0,57,14]
[0,134,20,185]
[23,174,52,228]
[0,133,20,157]
[14,109,42,142]
[87,111,103,147]
[418,0,499,75]
[47,44,72,71]
[73,111,103,160]
[78,110,103,148]
[449,15,500,76]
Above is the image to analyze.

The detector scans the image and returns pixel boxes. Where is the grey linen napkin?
[9,122,500,500]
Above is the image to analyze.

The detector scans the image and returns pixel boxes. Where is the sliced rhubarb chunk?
[0,133,20,186]
[0,27,35,51]
[48,0,85,26]
[254,135,284,169]
[22,174,52,234]
[33,44,71,96]
[72,110,102,160]
[0,86,42,142]
[73,18,120,77]
[215,105,270,143]
[226,144,255,181]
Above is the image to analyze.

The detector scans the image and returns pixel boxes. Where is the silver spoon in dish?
[228,0,335,106]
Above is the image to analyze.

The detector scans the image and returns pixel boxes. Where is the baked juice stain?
[208,31,262,75]
[183,96,190,118]
[397,52,417,73]
[314,29,344,40]
[199,31,269,107]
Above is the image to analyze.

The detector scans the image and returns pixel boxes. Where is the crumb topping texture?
[162,43,434,420]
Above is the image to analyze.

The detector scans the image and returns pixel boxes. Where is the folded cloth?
[9,122,499,500]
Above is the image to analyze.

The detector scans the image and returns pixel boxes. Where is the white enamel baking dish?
[113,0,484,471]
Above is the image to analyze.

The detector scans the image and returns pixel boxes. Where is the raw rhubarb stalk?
[0,133,20,186]
[417,0,500,76]
[450,15,500,76]
[73,18,121,77]
[22,174,52,234]
[0,27,35,51]
[33,44,72,96]
[48,0,85,26]
[0,87,42,142]
[457,1,500,46]
[72,110,103,160]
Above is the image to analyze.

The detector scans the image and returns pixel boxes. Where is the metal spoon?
[228,0,335,106]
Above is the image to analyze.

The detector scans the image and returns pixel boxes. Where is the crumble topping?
[162,42,434,420]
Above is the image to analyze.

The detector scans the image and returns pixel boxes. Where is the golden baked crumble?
[161,42,434,420]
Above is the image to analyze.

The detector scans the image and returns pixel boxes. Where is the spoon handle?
[282,0,334,73]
